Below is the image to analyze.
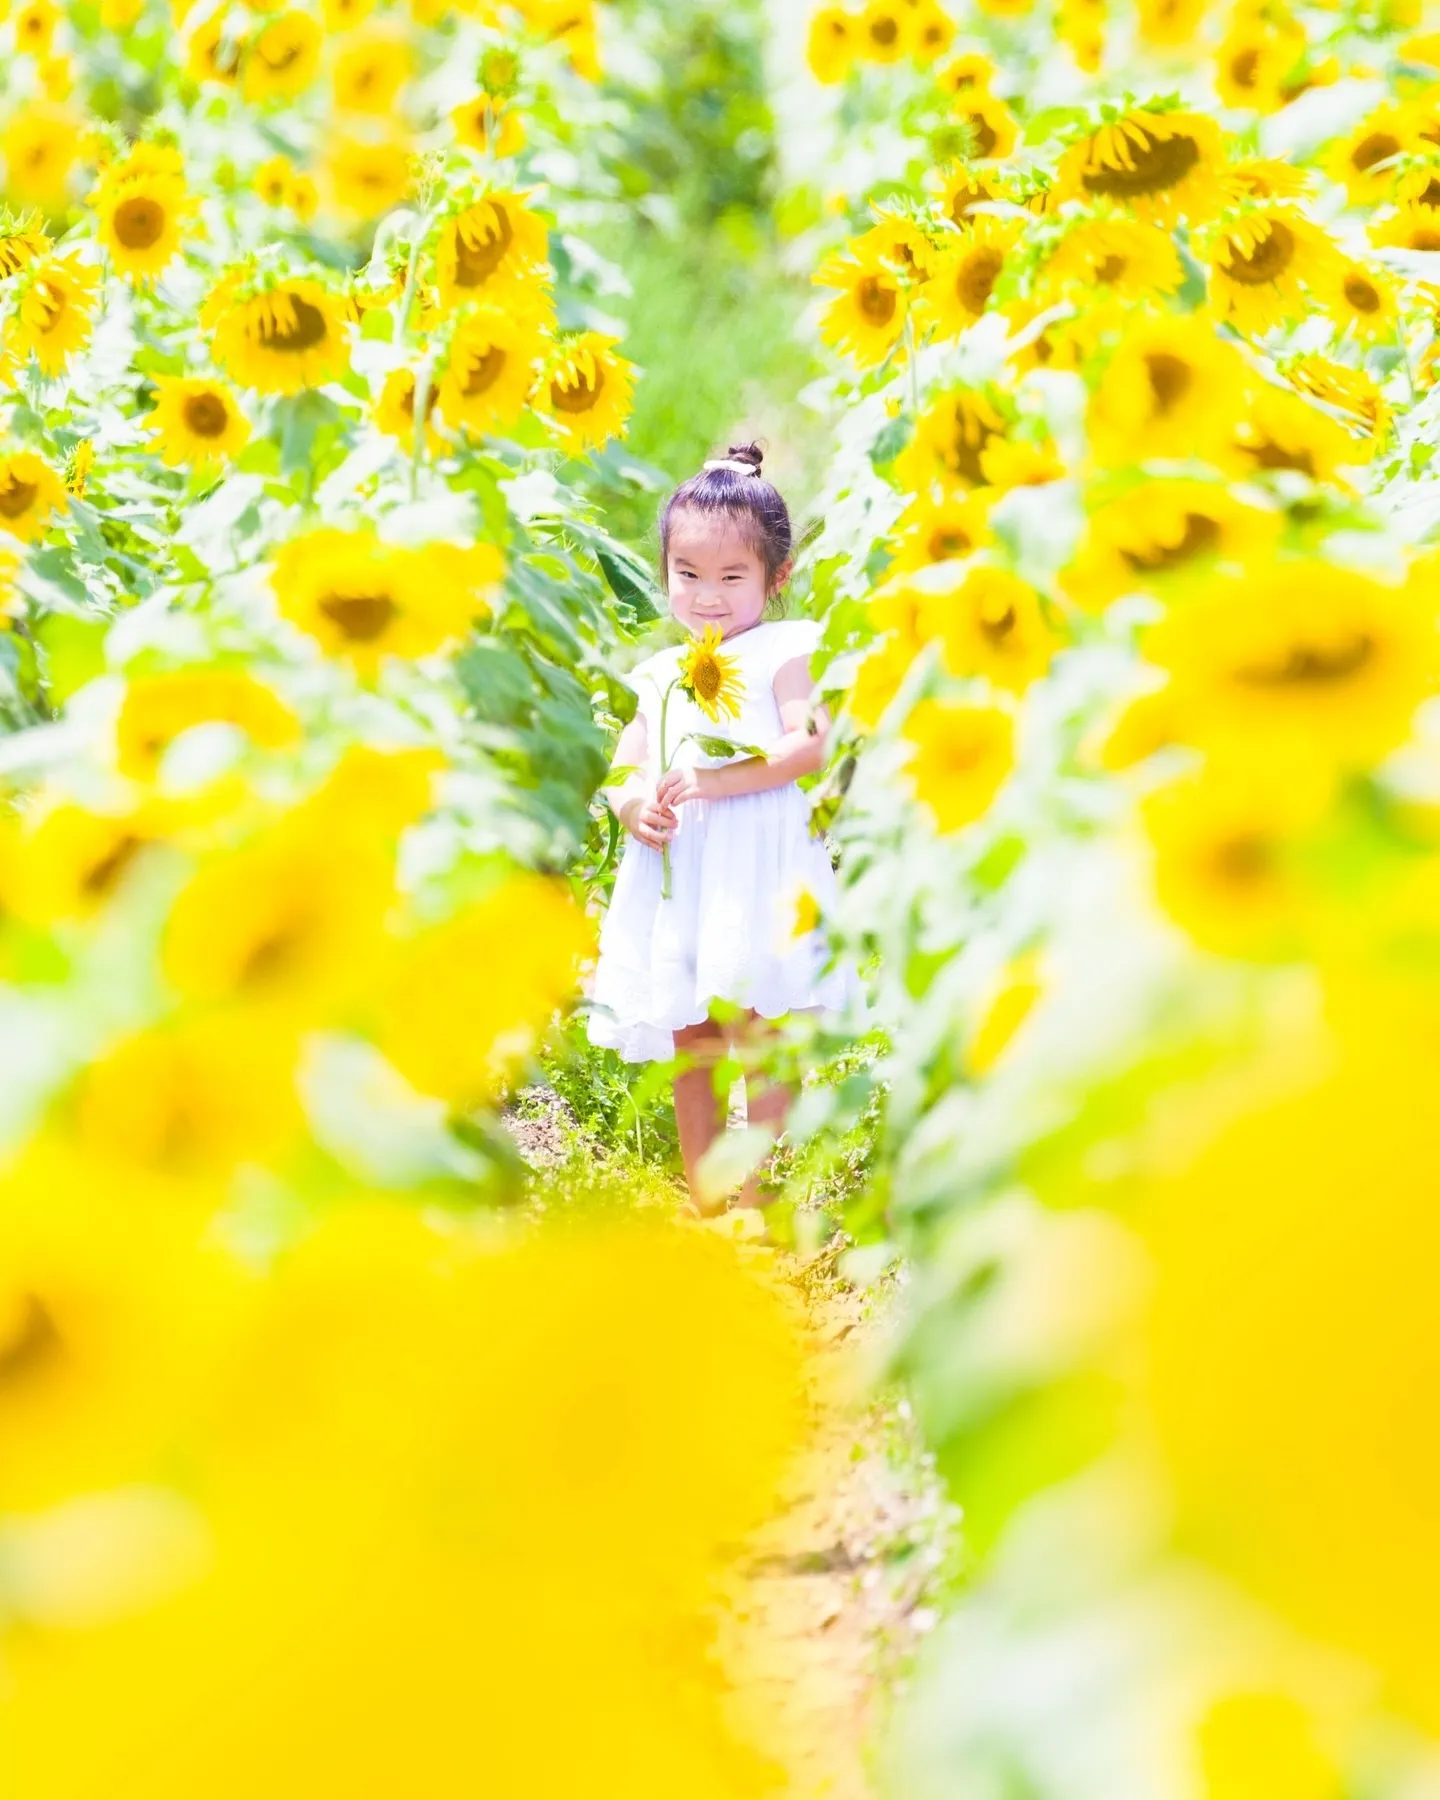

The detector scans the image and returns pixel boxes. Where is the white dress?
[587,618,854,1064]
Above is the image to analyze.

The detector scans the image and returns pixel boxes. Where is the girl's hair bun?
[726,442,764,473]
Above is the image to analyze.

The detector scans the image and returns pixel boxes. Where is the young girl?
[587,442,852,1213]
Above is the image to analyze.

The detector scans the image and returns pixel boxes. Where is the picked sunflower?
[1087,316,1248,467]
[435,307,545,438]
[532,332,636,452]
[0,449,65,542]
[147,377,251,468]
[5,254,98,376]
[901,698,1015,835]
[433,192,550,310]
[242,10,323,101]
[677,625,745,724]
[920,215,1023,337]
[814,244,909,368]
[93,160,196,284]
[1199,206,1340,336]
[208,275,350,395]
[1057,107,1225,226]
[270,527,483,676]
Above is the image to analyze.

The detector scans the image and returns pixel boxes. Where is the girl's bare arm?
[605,713,676,848]
[656,656,829,804]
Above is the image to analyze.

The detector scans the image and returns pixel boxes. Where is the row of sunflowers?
[778,0,1440,1790]
[0,2,825,1792]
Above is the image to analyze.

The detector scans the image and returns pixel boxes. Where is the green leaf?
[596,547,661,623]
[688,732,768,760]
[36,614,108,705]
[360,307,394,342]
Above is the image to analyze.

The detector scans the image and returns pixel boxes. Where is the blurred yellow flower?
[917,564,1060,693]
[888,487,994,573]
[1196,1692,1345,1800]
[967,949,1043,1074]
[1039,212,1184,306]
[896,385,1007,489]
[1198,206,1340,335]
[242,10,323,100]
[0,800,173,925]
[1057,108,1224,224]
[1063,479,1280,611]
[5,253,98,376]
[451,91,527,156]
[185,12,246,83]
[94,158,197,283]
[532,331,637,451]
[252,152,294,206]
[858,0,910,61]
[323,129,413,221]
[435,306,544,437]
[115,669,299,780]
[952,88,1018,161]
[808,5,859,81]
[814,245,909,368]
[433,191,550,309]
[332,24,412,111]
[146,377,251,468]
[0,449,66,544]
[1,102,82,206]
[208,276,351,395]
[374,364,444,452]
[1087,315,1247,465]
[901,697,1015,833]
[1317,258,1398,342]
[1229,381,1357,483]
[919,215,1022,336]
[1323,106,1415,204]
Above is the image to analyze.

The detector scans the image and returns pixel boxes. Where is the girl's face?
[665,510,778,639]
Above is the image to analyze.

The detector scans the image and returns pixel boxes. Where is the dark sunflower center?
[1351,132,1401,173]
[239,915,314,990]
[958,246,1005,314]
[0,475,38,518]
[949,183,989,223]
[1094,252,1127,283]
[1220,218,1295,285]
[1410,225,1440,250]
[257,294,329,352]
[183,392,230,438]
[318,590,400,641]
[978,601,1017,643]
[869,16,899,46]
[114,194,166,250]
[1082,128,1200,199]
[83,833,144,898]
[856,274,898,325]
[398,373,439,419]
[1234,633,1375,687]
[928,527,972,560]
[691,656,723,702]
[964,111,998,158]
[1121,512,1222,573]
[1145,351,1193,414]
[454,207,515,286]
[260,35,305,71]
[1229,47,1260,86]
[0,1292,62,1388]
[948,407,998,485]
[33,282,65,330]
[1210,834,1273,885]
[1416,177,1440,207]
[1242,439,1314,475]
[551,365,604,413]
[459,344,508,397]
[1343,273,1381,312]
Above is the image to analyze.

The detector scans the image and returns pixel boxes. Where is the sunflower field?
[3,0,1440,1791]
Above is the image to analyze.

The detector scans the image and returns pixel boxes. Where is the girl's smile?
[665,513,775,638]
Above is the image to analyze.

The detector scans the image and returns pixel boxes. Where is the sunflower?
[851,214,940,283]
[1136,0,1207,47]
[1318,259,1399,343]
[286,171,319,220]
[532,332,636,451]
[858,0,909,62]
[254,153,295,205]
[1285,356,1389,455]
[936,51,999,94]
[1056,0,1103,68]
[901,698,1014,834]
[1145,562,1440,770]
[93,164,195,284]
[433,192,550,310]
[911,0,956,62]
[324,0,373,24]
[916,564,1059,693]
[952,90,1018,162]
[99,0,144,25]
[0,215,51,278]
[0,800,172,924]
[13,0,59,56]
[1039,212,1184,305]
[1199,206,1340,335]
[677,624,745,723]
[1370,202,1440,251]
[807,5,859,82]
[1057,108,1225,225]
[896,386,1009,489]
[323,130,413,221]
[186,13,245,84]
[375,365,444,454]
[1324,108,1416,206]
[332,26,412,112]
[5,254,98,376]
[243,10,323,101]
[1230,383,1357,484]
[1221,156,1312,203]
[888,488,995,573]
[1393,156,1440,208]
[208,276,351,395]
[1,103,81,207]
[115,669,299,781]
[1214,17,1306,111]
[1062,479,1281,611]
[435,307,544,438]
[1142,768,1320,960]
[147,377,251,468]
[919,215,1023,337]
[815,246,908,368]
[1087,316,1248,466]
[0,449,64,543]
[270,528,482,675]
[935,162,1003,225]
[451,93,527,158]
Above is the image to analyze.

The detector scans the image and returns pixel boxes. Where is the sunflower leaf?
[687,732,768,760]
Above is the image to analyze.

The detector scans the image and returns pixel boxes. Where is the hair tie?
[703,458,761,476]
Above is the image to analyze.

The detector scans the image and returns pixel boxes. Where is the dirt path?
[713,1229,957,1799]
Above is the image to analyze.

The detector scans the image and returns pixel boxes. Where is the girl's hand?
[620,794,677,850]
[655,766,712,810]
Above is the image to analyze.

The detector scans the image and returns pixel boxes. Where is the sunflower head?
[677,625,745,724]
[534,332,636,452]
[208,275,351,396]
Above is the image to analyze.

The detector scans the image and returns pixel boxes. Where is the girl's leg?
[735,1012,797,1211]
[672,1017,729,1213]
